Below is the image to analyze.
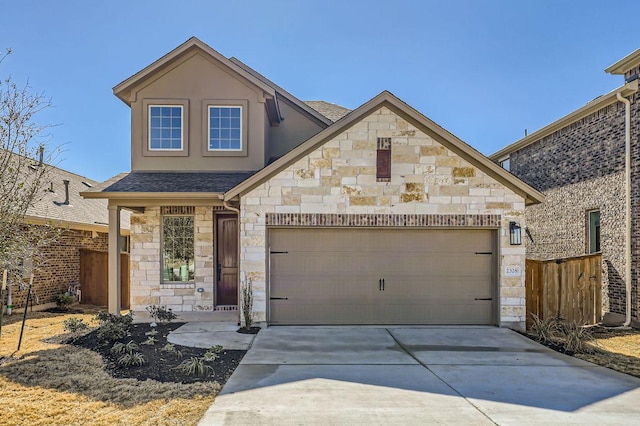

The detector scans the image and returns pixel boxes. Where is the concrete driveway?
[199,326,640,425]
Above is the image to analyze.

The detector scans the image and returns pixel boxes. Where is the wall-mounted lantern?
[509,221,522,245]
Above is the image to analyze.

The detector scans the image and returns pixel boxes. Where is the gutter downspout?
[221,196,242,326]
[616,91,633,327]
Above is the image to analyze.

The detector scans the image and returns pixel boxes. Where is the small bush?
[559,322,598,354]
[146,305,178,323]
[63,317,89,334]
[95,312,133,342]
[55,293,75,309]
[241,279,254,329]
[175,357,213,377]
[111,341,139,356]
[161,343,183,360]
[145,328,158,336]
[141,336,157,345]
[203,345,223,362]
[529,314,561,343]
[117,352,146,367]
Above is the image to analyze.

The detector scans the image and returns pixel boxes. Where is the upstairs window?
[588,210,601,253]
[149,105,183,150]
[209,106,242,151]
[376,137,391,181]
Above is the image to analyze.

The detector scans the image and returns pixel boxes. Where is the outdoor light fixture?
[510,221,522,245]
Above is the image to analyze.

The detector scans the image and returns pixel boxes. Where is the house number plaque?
[504,266,522,277]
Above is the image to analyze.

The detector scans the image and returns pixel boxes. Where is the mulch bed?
[71,322,247,385]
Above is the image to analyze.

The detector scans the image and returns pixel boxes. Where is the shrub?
[175,357,213,377]
[95,312,133,342]
[63,317,89,334]
[559,322,598,354]
[117,352,146,367]
[161,343,183,360]
[146,305,178,323]
[111,340,139,356]
[55,293,75,309]
[203,345,223,362]
[529,314,561,343]
[241,278,254,329]
[145,328,158,336]
[141,336,157,345]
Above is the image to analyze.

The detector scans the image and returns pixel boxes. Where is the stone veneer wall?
[510,96,638,318]
[240,106,527,329]
[10,227,108,309]
[129,206,215,313]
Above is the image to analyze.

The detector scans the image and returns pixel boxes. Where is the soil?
[237,326,261,335]
[71,321,247,385]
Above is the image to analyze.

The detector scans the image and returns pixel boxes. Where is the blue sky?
[1,0,638,181]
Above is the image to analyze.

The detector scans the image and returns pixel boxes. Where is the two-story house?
[83,37,543,331]
[490,49,640,326]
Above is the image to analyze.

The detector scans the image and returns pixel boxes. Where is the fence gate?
[525,254,601,329]
[79,249,129,309]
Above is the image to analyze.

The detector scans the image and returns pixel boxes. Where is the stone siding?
[241,107,527,329]
[509,93,639,319]
[9,227,108,309]
[129,206,215,313]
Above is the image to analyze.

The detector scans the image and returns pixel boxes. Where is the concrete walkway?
[199,326,640,425]
[167,322,256,350]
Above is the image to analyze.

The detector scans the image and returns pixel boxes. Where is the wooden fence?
[525,253,602,329]
[79,249,129,309]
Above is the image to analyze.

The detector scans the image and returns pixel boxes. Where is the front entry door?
[216,215,238,305]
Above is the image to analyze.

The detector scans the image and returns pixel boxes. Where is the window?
[499,156,510,171]
[377,137,391,181]
[588,210,601,253]
[162,215,194,282]
[149,106,183,150]
[208,106,242,151]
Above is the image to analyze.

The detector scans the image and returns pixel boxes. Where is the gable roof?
[490,80,639,160]
[225,91,545,205]
[304,101,351,122]
[113,37,276,105]
[2,150,131,232]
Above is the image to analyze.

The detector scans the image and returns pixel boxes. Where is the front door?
[216,215,238,305]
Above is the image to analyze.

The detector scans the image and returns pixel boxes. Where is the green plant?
[117,352,146,367]
[145,328,158,336]
[63,317,88,333]
[161,343,183,360]
[55,293,75,309]
[529,314,561,343]
[175,357,213,377]
[241,278,254,329]
[146,305,178,324]
[141,336,157,345]
[110,340,139,356]
[203,345,223,362]
[95,312,133,342]
[559,321,598,354]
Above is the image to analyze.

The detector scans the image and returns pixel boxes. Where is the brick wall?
[241,106,528,329]
[509,94,639,319]
[8,226,108,309]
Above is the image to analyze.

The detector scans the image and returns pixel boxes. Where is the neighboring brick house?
[83,37,543,331]
[7,156,130,311]
[490,49,640,324]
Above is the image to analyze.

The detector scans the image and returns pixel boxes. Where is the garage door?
[268,228,495,325]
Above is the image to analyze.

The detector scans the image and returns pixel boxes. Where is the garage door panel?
[269,228,495,325]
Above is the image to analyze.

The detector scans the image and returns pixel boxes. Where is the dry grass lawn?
[576,328,640,378]
[0,309,218,426]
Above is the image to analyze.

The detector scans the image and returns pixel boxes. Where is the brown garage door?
[268,228,496,325]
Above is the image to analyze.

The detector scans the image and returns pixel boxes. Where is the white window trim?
[207,105,243,152]
[148,104,184,151]
[498,155,510,171]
